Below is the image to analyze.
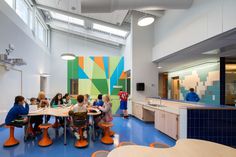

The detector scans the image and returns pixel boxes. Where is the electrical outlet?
[212,95,215,101]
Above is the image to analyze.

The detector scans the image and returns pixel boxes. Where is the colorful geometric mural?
[168,63,220,105]
[67,56,126,113]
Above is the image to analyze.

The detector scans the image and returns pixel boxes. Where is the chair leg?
[4,127,19,147]
[75,128,88,148]
[101,127,113,144]
[38,128,52,147]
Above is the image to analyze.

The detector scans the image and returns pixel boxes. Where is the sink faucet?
[158,96,162,105]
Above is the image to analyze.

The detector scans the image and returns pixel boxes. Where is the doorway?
[158,73,168,98]
[171,76,180,100]
[40,76,47,92]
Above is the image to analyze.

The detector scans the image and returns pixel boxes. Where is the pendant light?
[138,16,155,27]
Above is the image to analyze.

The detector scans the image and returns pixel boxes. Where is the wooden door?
[171,77,180,100]
[158,73,168,98]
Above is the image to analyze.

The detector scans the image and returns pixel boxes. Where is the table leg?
[91,116,95,141]
[24,116,31,141]
[64,117,67,145]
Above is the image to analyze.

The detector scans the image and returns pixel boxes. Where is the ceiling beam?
[36,4,130,31]
[48,20,126,46]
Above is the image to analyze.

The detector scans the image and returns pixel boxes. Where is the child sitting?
[5,96,29,127]
[98,95,113,124]
[93,94,104,107]
[69,95,87,140]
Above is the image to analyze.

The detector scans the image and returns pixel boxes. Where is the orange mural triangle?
[94,57,105,71]
[120,71,127,79]
[78,57,84,70]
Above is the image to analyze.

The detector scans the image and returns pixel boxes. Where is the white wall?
[0,1,50,124]
[122,33,132,72]
[50,30,123,96]
[153,0,236,61]
[131,12,158,101]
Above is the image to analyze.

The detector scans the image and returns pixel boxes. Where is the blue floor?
[0,117,175,157]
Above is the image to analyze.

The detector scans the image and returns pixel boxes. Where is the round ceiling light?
[61,53,76,60]
[138,16,155,27]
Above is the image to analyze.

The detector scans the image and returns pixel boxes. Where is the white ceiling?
[35,0,128,25]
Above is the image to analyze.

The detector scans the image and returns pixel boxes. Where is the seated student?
[50,93,63,107]
[185,88,200,102]
[69,95,87,139]
[62,93,72,107]
[5,96,29,127]
[35,91,49,128]
[51,93,64,125]
[98,95,113,124]
[84,94,91,107]
[71,95,87,113]
[93,94,104,107]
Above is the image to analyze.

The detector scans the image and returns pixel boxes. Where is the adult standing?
[185,88,200,102]
[118,89,129,119]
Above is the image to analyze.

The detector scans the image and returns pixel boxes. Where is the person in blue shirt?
[5,96,29,127]
[185,88,200,102]
[93,94,104,107]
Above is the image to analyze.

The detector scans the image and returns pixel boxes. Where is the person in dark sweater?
[5,96,29,127]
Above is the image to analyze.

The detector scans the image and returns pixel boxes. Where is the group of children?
[5,91,113,140]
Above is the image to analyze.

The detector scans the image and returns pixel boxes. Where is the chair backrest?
[72,111,87,127]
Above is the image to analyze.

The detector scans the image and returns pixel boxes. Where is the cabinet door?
[136,104,143,120]
[165,112,179,140]
[155,110,165,132]
[132,103,136,116]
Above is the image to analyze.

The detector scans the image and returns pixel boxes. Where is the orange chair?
[38,123,53,147]
[117,141,136,147]
[72,112,88,148]
[91,150,110,157]
[4,125,19,147]
[149,142,170,148]
[100,122,114,144]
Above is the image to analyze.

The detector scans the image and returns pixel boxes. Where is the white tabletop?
[108,139,236,157]
[28,106,101,117]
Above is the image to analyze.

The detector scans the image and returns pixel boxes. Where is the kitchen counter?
[132,98,236,144]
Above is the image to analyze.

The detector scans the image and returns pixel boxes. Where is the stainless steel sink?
[148,104,166,107]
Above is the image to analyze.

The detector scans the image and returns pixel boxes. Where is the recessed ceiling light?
[202,49,219,55]
[40,73,51,77]
[138,16,155,27]
[92,23,128,37]
[61,53,76,60]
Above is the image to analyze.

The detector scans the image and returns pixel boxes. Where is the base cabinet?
[132,103,143,120]
[155,109,179,140]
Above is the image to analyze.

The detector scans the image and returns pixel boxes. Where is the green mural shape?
[92,79,109,94]
[90,81,101,96]
[67,57,78,93]
[92,61,106,79]
[78,79,91,95]
[83,57,94,78]
[111,79,126,95]
[109,56,121,77]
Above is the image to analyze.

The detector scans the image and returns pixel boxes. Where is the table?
[28,106,101,145]
[87,107,101,141]
[108,139,236,157]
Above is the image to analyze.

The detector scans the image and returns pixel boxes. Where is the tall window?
[36,18,47,44]
[5,0,13,8]
[16,0,29,24]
